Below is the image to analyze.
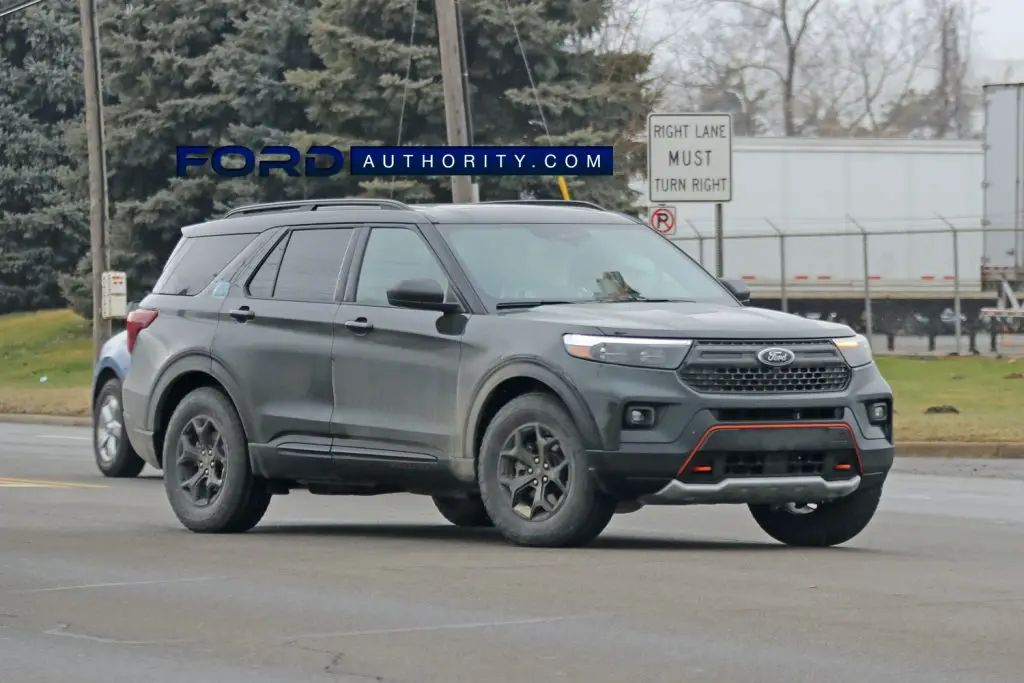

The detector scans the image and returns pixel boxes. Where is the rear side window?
[247,227,354,303]
[153,233,256,296]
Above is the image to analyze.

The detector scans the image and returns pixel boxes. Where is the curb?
[0,414,90,427]
[1,415,1023,459]
[896,441,1024,459]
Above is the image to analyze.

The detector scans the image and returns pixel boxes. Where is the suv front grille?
[679,339,851,394]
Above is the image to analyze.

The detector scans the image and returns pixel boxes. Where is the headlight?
[562,333,693,369]
[832,334,872,367]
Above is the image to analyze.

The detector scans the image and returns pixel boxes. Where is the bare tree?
[879,0,981,138]
[661,0,831,135]
[656,0,982,138]
[830,0,936,136]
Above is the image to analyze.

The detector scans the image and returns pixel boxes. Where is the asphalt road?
[2,423,1023,683]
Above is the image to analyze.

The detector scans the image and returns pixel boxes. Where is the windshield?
[438,222,736,306]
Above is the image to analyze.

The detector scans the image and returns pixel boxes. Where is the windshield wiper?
[593,294,697,303]
[495,300,578,309]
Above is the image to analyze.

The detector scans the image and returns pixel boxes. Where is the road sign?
[648,205,676,235]
[647,112,733,203]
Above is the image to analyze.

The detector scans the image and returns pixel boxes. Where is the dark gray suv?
[122,198,894,548]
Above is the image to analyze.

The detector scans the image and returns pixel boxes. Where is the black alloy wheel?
[175,415,229,507]
[495,422,572,521]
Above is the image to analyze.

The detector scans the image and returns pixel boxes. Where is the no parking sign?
[648,205,676,236]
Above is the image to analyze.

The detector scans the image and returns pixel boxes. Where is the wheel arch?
[148,355,255,468]
[464,358,602,463]
[92,366,121,410]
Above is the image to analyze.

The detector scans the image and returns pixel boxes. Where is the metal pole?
[849,217,873,340]
[434,0,474,203]
[714,203,724,277]
[766,219,787,312]
[684,219,704,265]
[79,0,112,358]
[453,0,478,202]
[937,214,963,354]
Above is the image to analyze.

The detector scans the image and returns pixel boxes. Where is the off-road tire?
[162,387,271,533]
[477,393,616,547]
[92,378,146,478]
[432,495,494,528]
[749,481,884,547]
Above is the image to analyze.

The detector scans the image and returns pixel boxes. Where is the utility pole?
[453,0,479,202]
[78,0,112,358]
[434,0,474,203]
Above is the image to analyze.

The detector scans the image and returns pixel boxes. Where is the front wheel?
[477,393,616,548]
[93,378,145,478]
[748,482,884,547]
[162,387,271,533]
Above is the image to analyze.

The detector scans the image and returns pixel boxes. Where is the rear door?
[212,224,360,475]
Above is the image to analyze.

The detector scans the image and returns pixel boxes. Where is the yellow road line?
[0,477,108,489]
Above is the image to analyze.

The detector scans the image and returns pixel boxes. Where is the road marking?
[281,614,601,642]
[45,623,190,645]
[0,477,107,489]
[13,576,226,594]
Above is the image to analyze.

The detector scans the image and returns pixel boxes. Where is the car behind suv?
[121,198,894,548]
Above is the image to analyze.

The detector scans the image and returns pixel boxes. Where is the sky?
[975,0,1024,62]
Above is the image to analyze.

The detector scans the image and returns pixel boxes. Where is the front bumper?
[578,361,894,505]
[639,475,861,506]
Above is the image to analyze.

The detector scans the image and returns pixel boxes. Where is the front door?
[331,225,464,463]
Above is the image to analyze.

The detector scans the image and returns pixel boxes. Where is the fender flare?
[146,354,259,447]
[90,361,123,408]
[462,356,603,460]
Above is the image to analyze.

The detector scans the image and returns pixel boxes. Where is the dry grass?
[876,356,1024,443]
[1,310,1023,442]
[0,309,94,417]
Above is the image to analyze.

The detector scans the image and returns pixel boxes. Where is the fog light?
[867,402,888,423]
[624,405,656,429]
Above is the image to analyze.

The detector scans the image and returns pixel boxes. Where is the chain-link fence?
[667,218,1024,355]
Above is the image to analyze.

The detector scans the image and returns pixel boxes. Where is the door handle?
[229,307,255,322]
[344,318,373,333]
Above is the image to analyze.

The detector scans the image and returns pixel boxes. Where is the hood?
[505,301,854,339]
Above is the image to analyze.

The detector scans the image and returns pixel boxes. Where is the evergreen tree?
[288,0,654,210]
[60,0,324,308]
[0,0,88,314]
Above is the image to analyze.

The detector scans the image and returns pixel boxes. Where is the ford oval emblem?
[757,347,795,367]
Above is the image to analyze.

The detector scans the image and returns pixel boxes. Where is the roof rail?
[478,199,607,211]
[223,198,411,218]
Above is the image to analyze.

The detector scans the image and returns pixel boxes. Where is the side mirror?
[721,278,751,304]
[386,278,460,313]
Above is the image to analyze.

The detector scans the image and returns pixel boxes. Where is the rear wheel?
[477,393,616,547]
[748,482,884,547]
[92,378,145,478]
[162,387,271,533]
[432,495,494,528]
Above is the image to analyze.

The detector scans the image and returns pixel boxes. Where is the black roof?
[181,198,639,237]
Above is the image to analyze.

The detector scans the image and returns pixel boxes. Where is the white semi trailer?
[630,135,1006,333]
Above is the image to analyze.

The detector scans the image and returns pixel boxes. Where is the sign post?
[648,205,676,236]
[647,112,733,276]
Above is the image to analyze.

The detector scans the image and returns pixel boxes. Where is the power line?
[0,0,45,19]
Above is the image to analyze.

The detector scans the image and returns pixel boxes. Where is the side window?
[355,227,449,306]
[152,233,257,296]
[269,227,355,303]
[246,235,288,299]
